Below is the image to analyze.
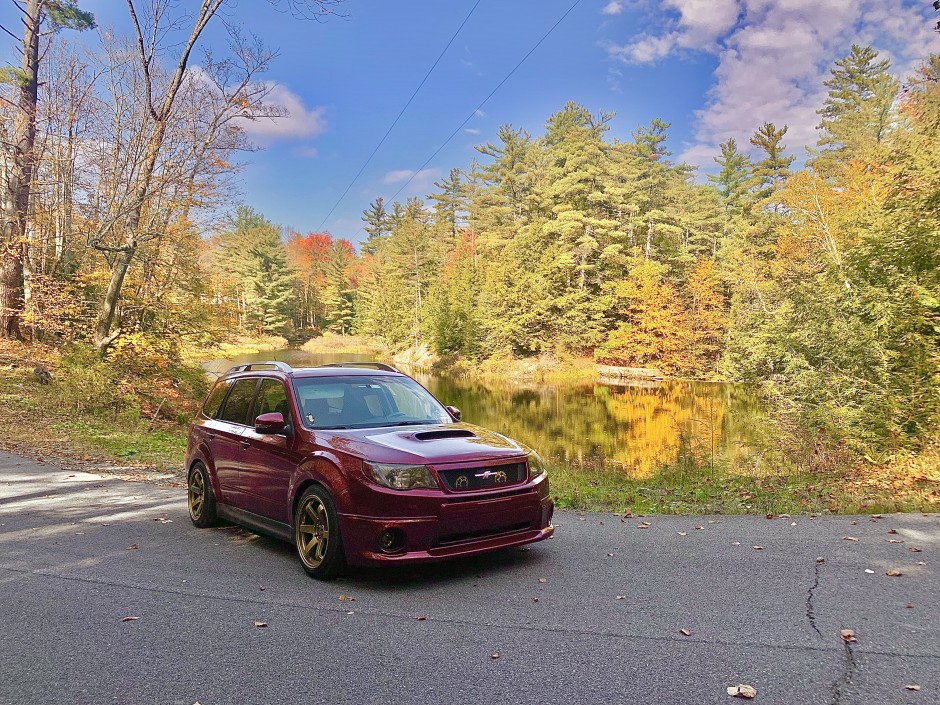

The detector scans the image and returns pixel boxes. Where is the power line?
[362,0,584,238]
[316,0,482,231]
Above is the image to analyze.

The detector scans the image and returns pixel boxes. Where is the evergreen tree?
[749,122,795,211]
[361,197,391,255]
[215,207,296,335]
[709,138,751,212]
[814,44,898,173]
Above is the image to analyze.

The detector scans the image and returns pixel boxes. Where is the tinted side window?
[255,379,290,419]
[202,380,232,418]
[217,379,258,425]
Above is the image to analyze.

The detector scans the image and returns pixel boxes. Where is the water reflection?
[203,350,766,478]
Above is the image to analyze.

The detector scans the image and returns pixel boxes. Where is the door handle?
[206,433,217,440]
[240,440,251,449]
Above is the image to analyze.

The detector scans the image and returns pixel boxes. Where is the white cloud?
[601,1,625,15]
[474,109,487,118]
[296,146,319,158]
[382,167,439,185]
[608,0,938,167]
[464,127,481,135]
[236,83,327,141]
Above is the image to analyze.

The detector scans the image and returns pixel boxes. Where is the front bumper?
[339,489,555,566]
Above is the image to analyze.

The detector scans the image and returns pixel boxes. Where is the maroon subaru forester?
[185,362,554,579]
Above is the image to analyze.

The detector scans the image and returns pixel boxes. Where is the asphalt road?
[0,451,937,705]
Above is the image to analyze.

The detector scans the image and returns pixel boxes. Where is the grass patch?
[546,452,939,515]
[301,333,387,356]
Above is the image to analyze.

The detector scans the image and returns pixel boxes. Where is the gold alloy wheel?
[297,497,330,568]
[188,469,205,520]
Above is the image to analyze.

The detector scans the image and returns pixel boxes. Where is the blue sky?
[4,1,938,247]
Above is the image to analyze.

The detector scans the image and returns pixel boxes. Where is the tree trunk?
[0,0,41,339]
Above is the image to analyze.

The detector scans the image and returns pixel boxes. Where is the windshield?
[292,375,453,430]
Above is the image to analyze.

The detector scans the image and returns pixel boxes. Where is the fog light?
[378,528,405,553]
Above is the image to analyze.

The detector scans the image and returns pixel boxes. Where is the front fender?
[290,452,354,519]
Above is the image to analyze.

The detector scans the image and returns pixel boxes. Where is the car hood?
[319,422,528,465]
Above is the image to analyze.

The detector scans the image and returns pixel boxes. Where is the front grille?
[438,462,526,492]
[436,521,532,546]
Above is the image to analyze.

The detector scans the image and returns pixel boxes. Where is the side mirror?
[254,412,286,434]
[445,405,462,421]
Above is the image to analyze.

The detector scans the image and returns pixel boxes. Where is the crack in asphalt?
[830,640,858,705]
[806,560,823,639]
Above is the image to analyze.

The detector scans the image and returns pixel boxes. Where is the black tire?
[294,485,345,580]
[187,462,218,528]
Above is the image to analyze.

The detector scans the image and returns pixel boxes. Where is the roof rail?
[224,361,293,375]
[316,362,399,373]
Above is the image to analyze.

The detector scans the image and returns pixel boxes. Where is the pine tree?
[749,122,795,211]
[814,44,898,173]
[709,138,751,212]
[361,197,391,255]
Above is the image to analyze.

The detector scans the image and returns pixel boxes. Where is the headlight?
[365,461,438,490]
[527,451,546,478]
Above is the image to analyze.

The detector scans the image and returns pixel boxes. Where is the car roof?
[220,361,403,381]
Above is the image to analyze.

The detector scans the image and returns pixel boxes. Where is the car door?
[240,377,297,524]
[211,377,259,509]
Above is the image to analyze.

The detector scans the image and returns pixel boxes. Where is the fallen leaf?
[888,529,898,535]
[909,547,922,552]
[816,557,826,563]
[532,597,539,603]
[623,510,633,518]
[490,652,500,660]
[637,522,651,529]
[916,561,926,566]
[840,629,857,643]
[850,520,858,526]
[887,539,904,543]
[905,685,921,691]
[259,586,265,591]
[906,604,914,608]
[886,570,903,577]
[607,552,614,557]
[679,628,692,636]
[538,578,547,584]
[727,684,757,699]
[121,616,139,622]
[677,531,688,536]
[338,595,355,601]
[753,545,764,550]
[865,569,875,574]
[415,616,427,621]
[790,522,797,526]
[695,526,704,530]
[731,541,741,546]
[616,595,626,600]
[842,536,859,542]
[126,544,139,550]
[346,611,354,615]
[779,514,791,518]
[254,621,267,628]
[766,513,777,519]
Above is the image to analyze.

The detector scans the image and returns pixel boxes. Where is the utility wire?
[316,0,482,231]
[361,0,584,238]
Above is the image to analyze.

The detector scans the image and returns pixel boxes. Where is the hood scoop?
[413,429,477,441]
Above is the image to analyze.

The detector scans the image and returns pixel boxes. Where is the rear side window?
[217,379,258,425]
[202,380,231,418]
[255,379,290,419]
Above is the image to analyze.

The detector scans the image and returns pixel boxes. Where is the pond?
[202,349,768,478]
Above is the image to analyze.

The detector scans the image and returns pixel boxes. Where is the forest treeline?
[0,5,936,457]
